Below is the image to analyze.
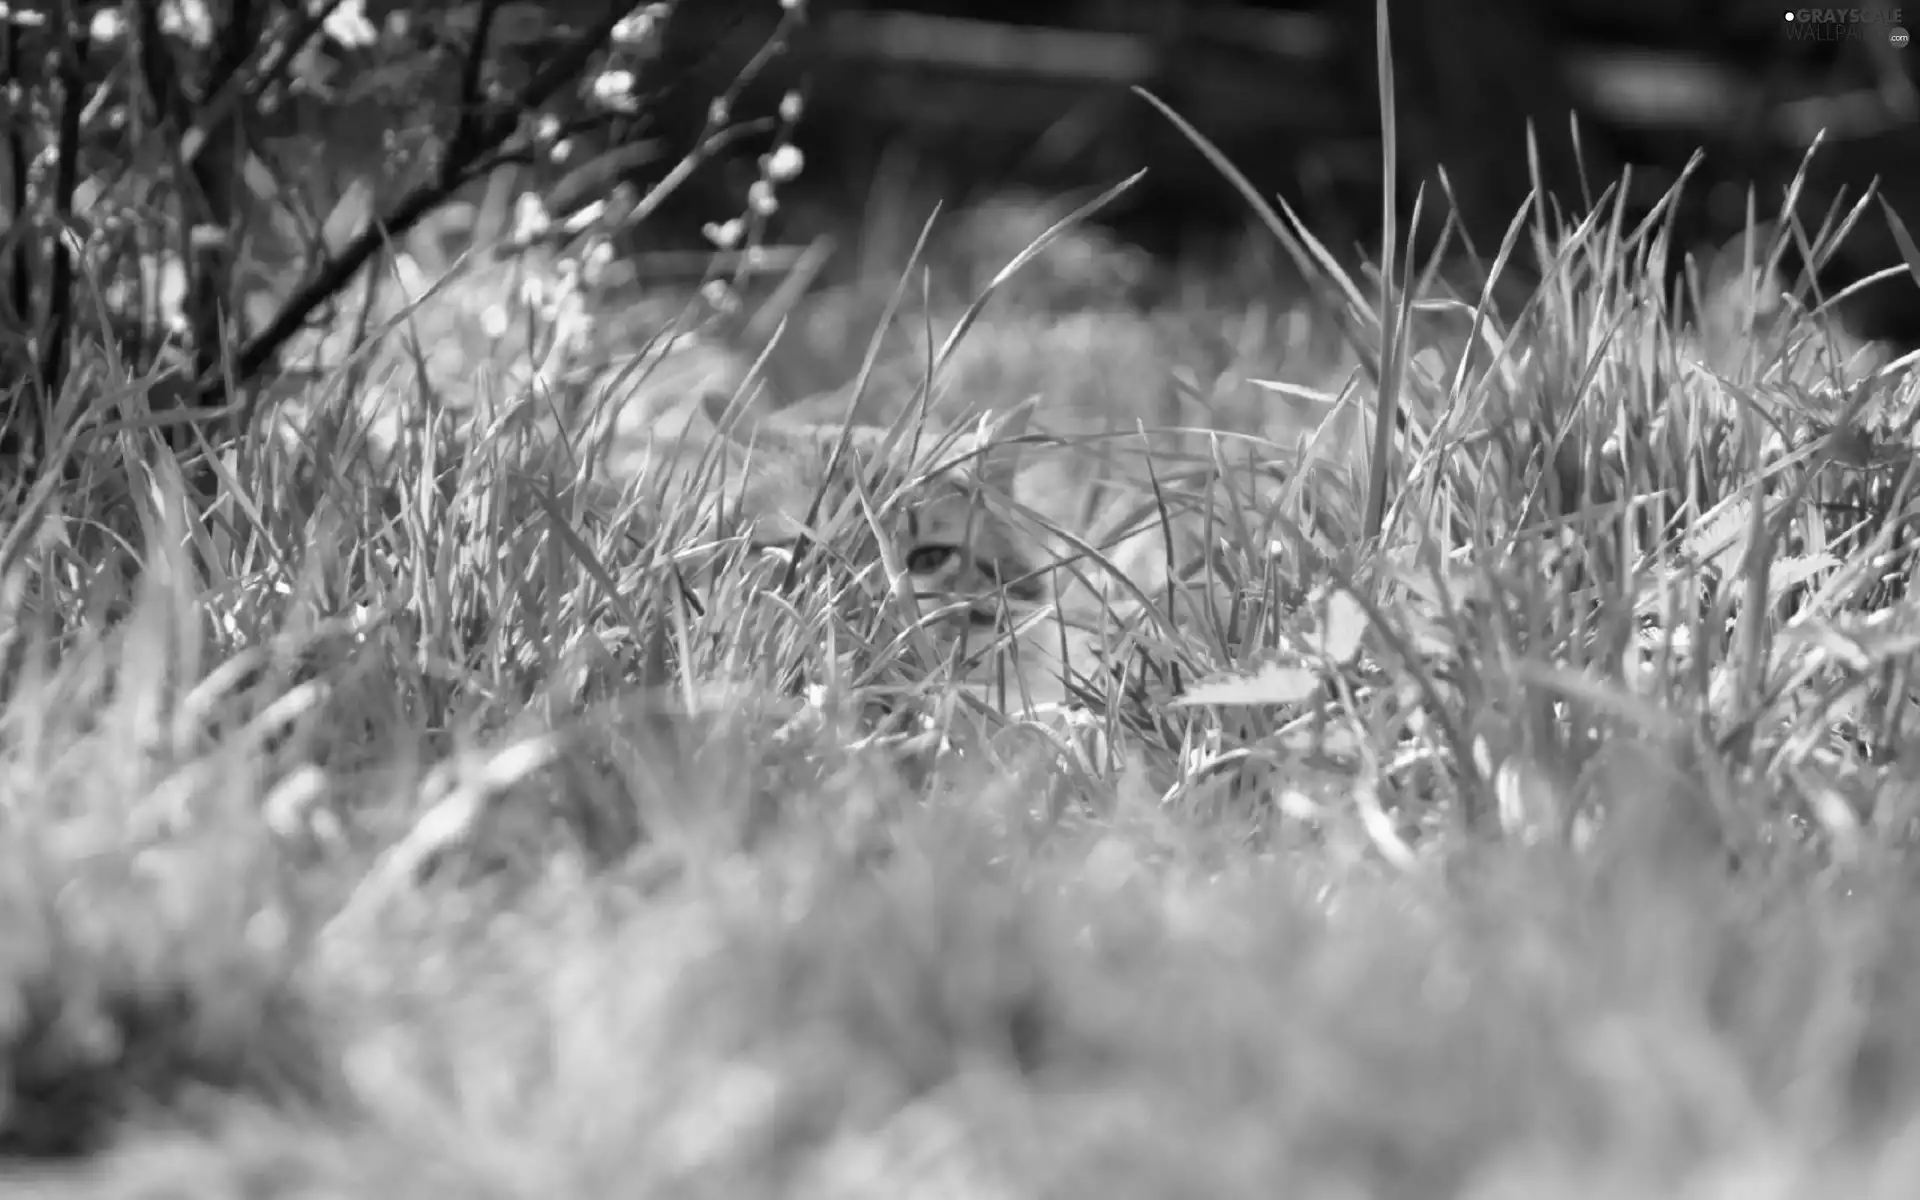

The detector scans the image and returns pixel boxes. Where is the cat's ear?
[1700,223,1795,331]
[985,396,1037,444]
[951,399,1037,493]
[1695,223,1805,375]
[700,382,772,448]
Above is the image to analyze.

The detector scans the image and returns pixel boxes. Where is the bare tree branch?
[38,0,89,410]
[1,12,35,405]
[445,0,507,180]
[206,0,639,436]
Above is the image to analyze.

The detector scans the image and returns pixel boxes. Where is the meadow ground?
[7,134,1920,1199]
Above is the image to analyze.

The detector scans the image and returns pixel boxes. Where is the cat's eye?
[905,545,960,574]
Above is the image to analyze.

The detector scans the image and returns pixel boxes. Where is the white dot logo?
[1893,26,1911,47]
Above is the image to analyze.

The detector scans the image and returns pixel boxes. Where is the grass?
[9,17,1920,1196]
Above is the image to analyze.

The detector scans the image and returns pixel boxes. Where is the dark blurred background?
[651,0,1920,342]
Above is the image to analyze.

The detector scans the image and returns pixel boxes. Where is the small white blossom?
[583,240,615,285]
[611,10,656,46]
[322,0,377,47]
[160,0,213,47]
[778,90,804,123]
[512,193,551,242]
[592,69,638,111]
[88,8,125,42]
[764,144,803,182]
[708,97,731,126]
[747,180,778,216]
[702,218,744,248]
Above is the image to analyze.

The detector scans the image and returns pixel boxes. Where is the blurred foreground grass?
[6,122,1920,1198]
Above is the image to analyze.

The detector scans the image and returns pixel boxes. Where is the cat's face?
[709,405,1068,694]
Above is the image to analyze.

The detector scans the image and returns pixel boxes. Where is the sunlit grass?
[6,7,1920,1194]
